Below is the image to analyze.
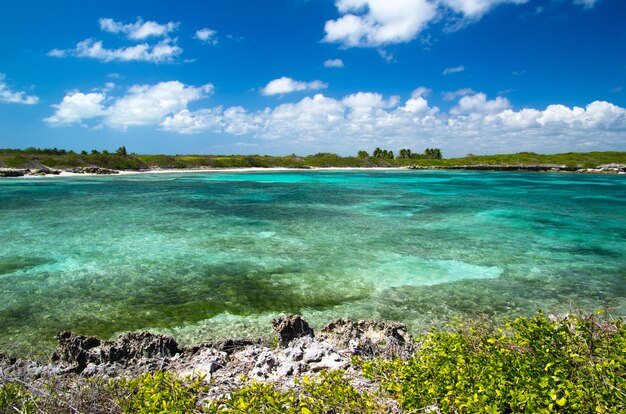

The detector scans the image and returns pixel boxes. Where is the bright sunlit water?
[1,170,625,357]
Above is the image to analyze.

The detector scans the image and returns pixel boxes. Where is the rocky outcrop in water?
[580,163,626,174]
[0,168,62,177]
[51,331,180,375]
[0,169,27,177]
[65,167,119,174]
[407,163,626,174]
[407,164,578,172]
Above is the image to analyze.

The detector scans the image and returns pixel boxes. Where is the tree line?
[358,147,442,160]
[12,146,130,156]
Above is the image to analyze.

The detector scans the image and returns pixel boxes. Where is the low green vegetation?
[358,312,625,413]
[1,312,623,413]
[0,382,38,413]
[2,146,624,170]
[116,371,209,413]
[411,151,626,168]
[206,370,385,413]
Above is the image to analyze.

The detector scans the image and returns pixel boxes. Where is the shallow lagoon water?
[1,170,625,356]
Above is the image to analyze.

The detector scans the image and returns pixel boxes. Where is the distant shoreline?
[1,163,625,178]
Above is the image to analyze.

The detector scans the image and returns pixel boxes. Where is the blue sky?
[0,0,625,156]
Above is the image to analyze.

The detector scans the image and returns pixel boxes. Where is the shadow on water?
[0,256,52,276]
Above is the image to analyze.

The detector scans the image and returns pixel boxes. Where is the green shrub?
[3,156,28,168]
[359,312,625,413]
[0,382,38,413]
[297,370,383,413]
[207,370,384,413]
[115,371,209,414]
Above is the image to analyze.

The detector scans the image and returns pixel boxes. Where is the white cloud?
[0,74,39,105]
[323,0,538,48]
[451,92,511,115]
[49,38,182,63]
[324,0,437,47]
[401,87,434,113]
[442,88,475,101]
[45,81,213,128]
[44,92,106,125]
[195,28,218,45]
[442,0,528,19]
[324,58,345,68]
[442,65,465,75]
[106,81,213,128]
[537,101,625,128]
[47,49,66,58]
[99,17,178,40]
[261,77,328,96]
[47,82,626,156]
[378,49,396,63]
[49,17,182,63]
[342,92,399,109]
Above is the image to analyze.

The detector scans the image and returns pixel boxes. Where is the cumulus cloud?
[324,0,437,47]
[164,91,625,154]
[0,74,39,105]
[46,82,626,156]
[400,87,435,113]
[261,77,328,96]
[195,28,218,45]
[324,58,345,68]
[44,92,106,125]
[45,81,213,128]
[99,17,178,40]
[48,38,182,63]
[442,65,465,75]
[323,0,552,48]
[342,92,399,110]
[450,92,511,115]
[106,82,213,128]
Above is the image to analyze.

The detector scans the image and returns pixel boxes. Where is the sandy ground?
[44,166,407,178]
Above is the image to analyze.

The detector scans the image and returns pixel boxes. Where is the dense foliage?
[359,312,625,413]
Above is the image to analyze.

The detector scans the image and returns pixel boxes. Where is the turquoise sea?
[1,170,625,357]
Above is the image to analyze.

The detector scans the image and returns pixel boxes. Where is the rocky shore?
[0,316,412,404]
[1,163,626,178]
[0,167,119,177]
[407,163,626,174]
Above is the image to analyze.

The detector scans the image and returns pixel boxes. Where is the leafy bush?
[207,370,384,413]
[359,312,625,413]
[115,371,209,414]
[0,382,38,413]
[3,156,27,168]
[297,370,383,413]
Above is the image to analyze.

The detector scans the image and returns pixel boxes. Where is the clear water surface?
[1,170,624,357]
